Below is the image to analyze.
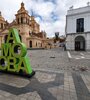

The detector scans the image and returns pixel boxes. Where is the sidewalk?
[0,70,90,100]
[0,48,90,100]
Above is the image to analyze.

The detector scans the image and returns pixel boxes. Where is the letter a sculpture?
[0,28,35,78]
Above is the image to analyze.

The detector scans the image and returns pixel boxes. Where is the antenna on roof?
[87,2,90,6]
[69,6,73,10]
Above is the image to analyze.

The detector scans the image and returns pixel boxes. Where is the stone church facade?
[66,5,90,51]
[0,2,47,48]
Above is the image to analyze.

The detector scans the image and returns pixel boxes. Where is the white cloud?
[0,0,90,37]
[0,0,22,22]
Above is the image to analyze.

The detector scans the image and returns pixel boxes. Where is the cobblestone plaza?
[0,48,90,100]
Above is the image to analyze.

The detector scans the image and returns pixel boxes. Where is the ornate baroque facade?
[0,2,47,48]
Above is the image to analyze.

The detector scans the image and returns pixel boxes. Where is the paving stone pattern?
[0,48,89,100]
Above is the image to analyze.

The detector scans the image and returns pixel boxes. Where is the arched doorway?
[29,41,32,48]
[75,36,85,51]
[4,35,8,43]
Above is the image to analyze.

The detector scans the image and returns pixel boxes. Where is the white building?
[66,5,90,51]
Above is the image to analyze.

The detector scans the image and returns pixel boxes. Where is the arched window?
[29,41,32,48]
[4,35,8,43]
[1,23,3,29]
[18,18,19,24]
[26,18,27,24]
[21,17,23,24]
[28,19,29,24]
[29,31,31,35]
[36,42,37,47]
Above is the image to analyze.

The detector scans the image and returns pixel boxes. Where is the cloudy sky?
[0,0,90,37]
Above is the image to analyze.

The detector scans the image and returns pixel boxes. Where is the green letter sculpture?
[0,28,35,78]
